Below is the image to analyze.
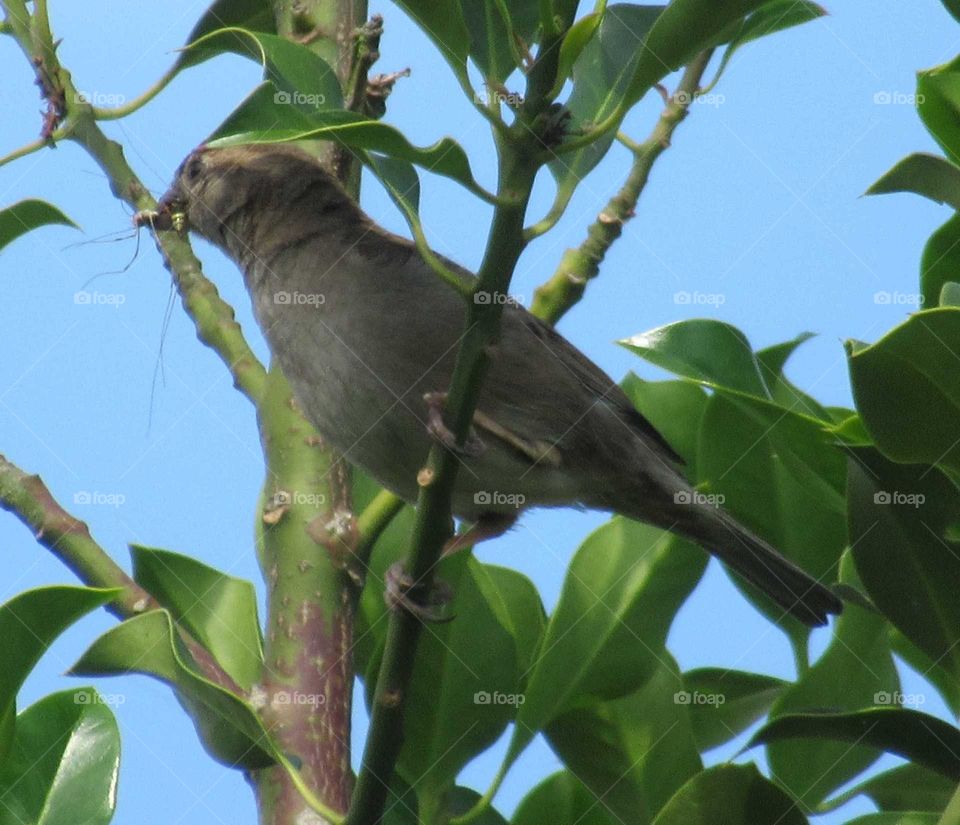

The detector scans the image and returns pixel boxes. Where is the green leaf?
[866,153,960,210]
[546,655,702,825]
[512,771,618,825]
[890,627,960,717]
[846,448,960,691]
[462,0,539,84]
[176,27,342,109]
[472,563,546,682]
[71,610,275,769]
[844,815,940,825]
[649,764,808,825]
[940,0,960,23]
[918,56,960,162]
[941,281,960,307]
[365,152,422,216]
[447,787,510,824]
[695,392,845,627]
[391,0,471,77]
[837,763,956,813]
[0,689,120,825]
[0,200,78,252]
[710,2,827,87]
[505,517,707,766]
[620,375,709,469]
[922,214,960,308]
[0,586,116,761]
[131,545,263,691]
[550,5,664,195]
[749,707,960,781]
[682,668,787,752]
[756,332,832,419]
[767,552,898,807]
[551,13,602,96]
[207,82,484,194]
[847,308,960,473]
[184,0,275,43]
[621,319,768,396]
[383,554,524,802]
[627,0,770,106]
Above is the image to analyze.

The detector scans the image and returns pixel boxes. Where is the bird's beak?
[134,185,187,232]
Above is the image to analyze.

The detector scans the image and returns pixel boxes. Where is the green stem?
[529,49,714,324]
[346,126,538,825]
[0,454,238,690]
[354,489,405,569]
[91,65,177,120]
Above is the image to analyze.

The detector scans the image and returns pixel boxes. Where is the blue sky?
[1,1,957,822]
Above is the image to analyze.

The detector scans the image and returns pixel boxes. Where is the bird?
[147,142,842,626]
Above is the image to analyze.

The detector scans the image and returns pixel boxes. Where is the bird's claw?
[424,392,484,457]
[383,562,455,623]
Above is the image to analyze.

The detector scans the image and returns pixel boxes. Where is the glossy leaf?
[696,392,845,627]
[184,0,275,43]
[551,5,664,195]
[391,0,470,76]
[710,1,827,86]
[846,449,960,690]
[620,374,709,470]
[621,319,769,396]
[756,332,832,420]
[371,554,522,802]
[0,200,78,252]
[838,763,956,813]
[176,27,342,109]
[512,771,617,825]
[551,13,602,96]
[131,545,263,691]
[890,628,960,717]
[462,0,539,84]
[682,668,786,752]
[207,83,483,194]
[546,656,702,825]
[0,688,120,825]
[918,55,960,161]
[627,0,770,106]
[767,552,898,807]
[0,586,116,761]
[847,308,960,472]
[505,517,707,766]
[749,707,960,781]
[866,153,960,210]
[71,610,275,769]
[472,563,546,681]
[365,152,422,217]
[649,764,808,825]
[447,787,510,824]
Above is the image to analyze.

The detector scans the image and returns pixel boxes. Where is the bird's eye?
[184,154,204,183]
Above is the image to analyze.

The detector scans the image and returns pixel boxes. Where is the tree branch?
[530,49,714,325]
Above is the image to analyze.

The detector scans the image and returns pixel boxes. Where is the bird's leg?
[383,563,455,623]
[424,392,485,457]
[443,512,518,556]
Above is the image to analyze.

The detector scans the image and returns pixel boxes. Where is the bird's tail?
[633,488,843,626]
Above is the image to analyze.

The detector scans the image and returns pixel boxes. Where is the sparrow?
[148,143,842,626]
